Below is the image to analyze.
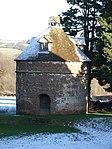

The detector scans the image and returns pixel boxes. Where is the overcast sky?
[0,0,69,40]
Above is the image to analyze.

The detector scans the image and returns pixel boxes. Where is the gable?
[38,35,52,43]
[39,36,48,43]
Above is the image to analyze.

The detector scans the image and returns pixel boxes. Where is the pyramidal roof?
[16,26,90,62]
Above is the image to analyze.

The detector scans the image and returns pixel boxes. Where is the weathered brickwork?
[16,61,89,115]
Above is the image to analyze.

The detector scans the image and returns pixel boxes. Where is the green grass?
[0,113,111,138]
[0,124,78,138]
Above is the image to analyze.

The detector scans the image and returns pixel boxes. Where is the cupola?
[48,16,60,27]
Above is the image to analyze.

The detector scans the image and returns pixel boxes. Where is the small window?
[40,42,48,51]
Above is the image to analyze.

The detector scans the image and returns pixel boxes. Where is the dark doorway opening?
[39,94,51,115]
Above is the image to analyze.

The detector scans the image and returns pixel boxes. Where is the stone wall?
[16,61,89,115]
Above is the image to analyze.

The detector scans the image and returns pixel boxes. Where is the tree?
[61,0,102,57]
[93,0,112,91]
[61,0,103,104]
[61,0,112,93]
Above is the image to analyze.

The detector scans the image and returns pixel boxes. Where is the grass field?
[0,113,111,138]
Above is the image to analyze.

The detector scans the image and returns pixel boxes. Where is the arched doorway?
[39,94,51,115]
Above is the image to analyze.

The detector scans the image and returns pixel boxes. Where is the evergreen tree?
[61,0,102,57]
[61,0,112,92]
[93,0,112,91]
[61,0,102,103]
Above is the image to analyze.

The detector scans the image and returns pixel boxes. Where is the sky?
[0,0,69,40]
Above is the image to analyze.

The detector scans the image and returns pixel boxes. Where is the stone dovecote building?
[15,16,91,115]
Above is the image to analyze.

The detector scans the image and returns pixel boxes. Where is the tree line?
[61,0,112,92]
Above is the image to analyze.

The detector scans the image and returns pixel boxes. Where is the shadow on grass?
[0,113,111,138]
